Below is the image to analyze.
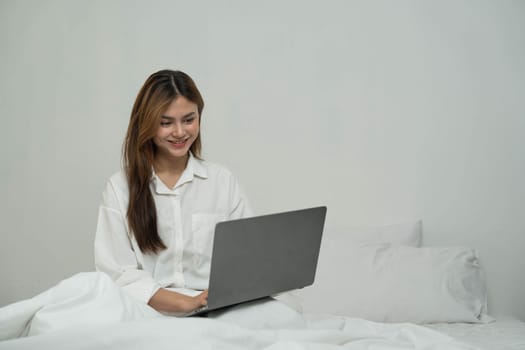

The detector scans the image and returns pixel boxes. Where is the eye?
[160,121,172,127]
[183,117,195,124]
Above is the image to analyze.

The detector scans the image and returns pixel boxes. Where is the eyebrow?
[160,112,196,121]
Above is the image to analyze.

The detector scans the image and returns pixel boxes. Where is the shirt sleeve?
[228,173,254,220]
[94,180,161,304]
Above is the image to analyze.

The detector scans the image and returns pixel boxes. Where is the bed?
[1,220,524,350]
[425,318,525,350]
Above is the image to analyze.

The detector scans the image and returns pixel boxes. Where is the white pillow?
[284,220,421,312]
[325,220,422,247]
[297,244,490,324]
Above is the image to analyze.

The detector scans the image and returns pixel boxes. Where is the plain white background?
[1,1,524,320]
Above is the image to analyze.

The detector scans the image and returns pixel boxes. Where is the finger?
[200,291,208,305]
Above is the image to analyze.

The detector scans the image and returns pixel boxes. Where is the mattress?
[424,318,525,350]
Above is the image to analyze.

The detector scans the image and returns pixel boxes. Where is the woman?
[94,70,253,314]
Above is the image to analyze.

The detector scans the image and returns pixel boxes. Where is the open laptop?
[185,206,327,316]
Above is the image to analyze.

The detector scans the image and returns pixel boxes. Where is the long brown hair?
[123,70,204,254]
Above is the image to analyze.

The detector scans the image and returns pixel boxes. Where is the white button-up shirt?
[94,154,253,303]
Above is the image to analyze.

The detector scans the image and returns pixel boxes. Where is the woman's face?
[153,96,200,161]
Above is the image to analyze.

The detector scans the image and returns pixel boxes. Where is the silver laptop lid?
[206,206,327,311]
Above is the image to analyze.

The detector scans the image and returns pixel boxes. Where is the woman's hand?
[179,289,208,313]
[148,288,208,314]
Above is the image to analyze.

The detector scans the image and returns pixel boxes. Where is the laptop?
[185,206,327,316]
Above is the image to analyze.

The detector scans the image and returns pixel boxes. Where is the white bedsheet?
[424,318,525,350]
[0,272,481,350]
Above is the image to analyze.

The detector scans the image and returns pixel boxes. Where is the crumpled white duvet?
[0,272,480,350]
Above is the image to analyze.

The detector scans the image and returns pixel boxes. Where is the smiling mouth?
[168,139,188,148]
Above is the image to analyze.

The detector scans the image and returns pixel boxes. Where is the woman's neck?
[153,153,189,178]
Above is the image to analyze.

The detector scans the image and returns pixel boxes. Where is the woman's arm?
[148,288,208,313]
[94,178,162,304]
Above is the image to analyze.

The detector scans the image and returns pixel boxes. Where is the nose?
[171,122,185,137]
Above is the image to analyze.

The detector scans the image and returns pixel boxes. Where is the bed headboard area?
[1,1,524,322]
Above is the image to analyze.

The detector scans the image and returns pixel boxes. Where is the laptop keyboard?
[184,304,209,317]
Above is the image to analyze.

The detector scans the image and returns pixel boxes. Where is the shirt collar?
[186,152,208,180]
[151,152,208,194]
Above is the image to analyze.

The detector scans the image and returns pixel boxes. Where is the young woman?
[94,70,253,314]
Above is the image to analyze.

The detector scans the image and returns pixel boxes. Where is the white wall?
[1,0,524,320]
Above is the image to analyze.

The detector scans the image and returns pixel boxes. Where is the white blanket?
[0,273,480,349]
